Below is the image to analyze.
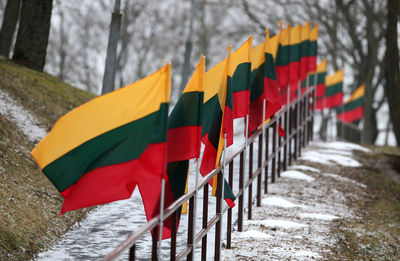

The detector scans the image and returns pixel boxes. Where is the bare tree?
[12,0,53,71]
[384,0,400,146]
[0,0,21,58]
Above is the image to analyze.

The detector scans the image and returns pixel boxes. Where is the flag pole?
[158,177,165,260]
[297,80,301,155]
[192,156,200,258]
[218,133,227,261]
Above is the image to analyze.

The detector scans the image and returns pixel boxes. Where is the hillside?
[0,56,95,260]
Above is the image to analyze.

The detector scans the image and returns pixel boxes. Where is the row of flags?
[31,21,323,239]
[310,60,365,123]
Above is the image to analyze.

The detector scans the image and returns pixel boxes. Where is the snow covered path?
[222,142,369,260]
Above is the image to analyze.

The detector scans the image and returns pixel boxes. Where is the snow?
[245,219,308,229]
[299,213,340,221]
[237,230,272,239]
[301,150,362,167]
[280,170,315,182]
[0,89,46,143]
[294,250,322,258]
[262,196,303,208]
[313,141,370,152]
[289,165,321,173]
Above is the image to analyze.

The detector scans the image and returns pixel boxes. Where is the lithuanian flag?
[166,56,205,219]
[31,63,171,228]
[167,56,205,163]
[302,59,327,109]
[325,69,344,109]
[308,24,318,72]
[200,55,235,207]
[299,22,311,81]
[289,24,301,95]
[275,23,291,104]
[249,30,281,134]
[230,36,252,120]
[337,84,364,122]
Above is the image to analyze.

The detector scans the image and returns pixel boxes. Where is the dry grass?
[0,57,95,260]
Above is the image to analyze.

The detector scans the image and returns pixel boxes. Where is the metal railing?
[101,84,316,261]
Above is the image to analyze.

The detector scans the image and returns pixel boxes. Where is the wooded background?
[0,0,398,146]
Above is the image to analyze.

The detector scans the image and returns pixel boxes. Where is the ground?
[222,142,400,260]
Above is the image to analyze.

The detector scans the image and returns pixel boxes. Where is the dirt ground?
[222,142,400,261]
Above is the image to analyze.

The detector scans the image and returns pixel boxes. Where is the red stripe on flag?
[325,93,343,109]
[338,107,364,123]
[233,89,250,119]
[223,106,234,147]
[167,126,202,163]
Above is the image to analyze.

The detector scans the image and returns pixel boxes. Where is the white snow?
[313,141,370,152]
[301,150,362,167]
[0,89,46,143]
[237,230,272,239]
[261,196,303,208]
[323,173,367,188]
[245,219,308,229]
[289,165,320,173]
[299,213,340,221]
[280,170,315,182]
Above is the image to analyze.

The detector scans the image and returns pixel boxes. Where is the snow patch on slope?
[0,89,46,143]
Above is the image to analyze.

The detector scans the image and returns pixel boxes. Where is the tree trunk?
[12,0,53,72]
[0,0,22,58]
[384,0,400,146]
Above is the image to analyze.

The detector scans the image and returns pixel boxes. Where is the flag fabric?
[289,24,302,96]
[167,56,205,163]
[200,55,235,207]
[337,84,365,122]
[299,22,311,81]
[230,36,252,120]
[31,63,171,237]
[275,23,291,104]
[249,30,281,135]
[309,24,319,72]
[302,59,327,109]
[325,69,344,109]
[166,56,205,220]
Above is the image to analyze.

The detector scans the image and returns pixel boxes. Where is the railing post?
[264,126,269,194]
[283,109,288,171]
[257,134,262,207]
[248,142,253,220]
[152,227,158,261]
[289,107,293,166]
[238,151,244,232]
[187,197,195,261]
[201,185,208,261]
[129,244,135,261]
[277,117,282,178]
[227,161,234,249]
[170,210,178,261]
[272,120,277,183]
[214,170,223,261]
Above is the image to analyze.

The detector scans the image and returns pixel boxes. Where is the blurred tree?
[384,0,400,146]
[0,0,21,58]
[12,0,53,71]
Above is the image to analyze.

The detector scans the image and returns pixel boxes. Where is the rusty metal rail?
[101,84,316,261]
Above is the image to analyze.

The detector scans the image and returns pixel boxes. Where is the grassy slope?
[0,57,96,260]
[327,146,400,260]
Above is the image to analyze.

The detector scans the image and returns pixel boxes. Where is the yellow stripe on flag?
[228,36,253,77]
[310,24,319,41]
[181,166,190,215]
[183,55,205,94]
[325,69,344,86]
[251,42,264,70]
[301,22,311,42]
[346,84,365,103]
[290,24,302,45]
[316,59,327,73]
[31,64,171,170]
